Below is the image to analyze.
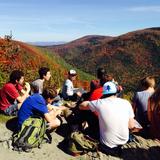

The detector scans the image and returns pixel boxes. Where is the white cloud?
[128,6,160,12]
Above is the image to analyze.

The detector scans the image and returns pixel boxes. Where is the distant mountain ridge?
[48,27,160,91]
[27,41,66,46]
[49,35,112,50]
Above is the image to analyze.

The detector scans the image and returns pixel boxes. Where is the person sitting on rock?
[18,87,66,130]
[90,67,106,93]
[0,70,30,116]
[80,81,135,154]
[132,76,155,129]
[31,67,51,94]
[61,69,81,101]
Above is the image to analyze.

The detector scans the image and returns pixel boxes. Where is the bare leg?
[48,118,61,129]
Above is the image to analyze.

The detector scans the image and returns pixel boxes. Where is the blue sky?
[0,0,160,42]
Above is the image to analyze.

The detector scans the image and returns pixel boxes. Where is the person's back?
[80,81,135,148]
[31,79,44,94]
[90,97,134,148]
[18,87,64,131]
[133,76,155,126]
[89,87,103,101]
[18,93,48,128]
[134,91,153,124]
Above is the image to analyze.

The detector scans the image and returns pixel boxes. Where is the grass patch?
[0,114,13,123]
[38,48,95,81]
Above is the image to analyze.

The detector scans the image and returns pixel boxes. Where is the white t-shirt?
[89,97,134,148]
[62,79,74,99]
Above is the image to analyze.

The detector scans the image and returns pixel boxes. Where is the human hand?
[77,91,82,97]
[25,82,31,92]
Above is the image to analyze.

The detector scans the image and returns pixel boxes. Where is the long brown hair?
[141,76,155,90]
[149,84,160,111]
[148,84,160,139]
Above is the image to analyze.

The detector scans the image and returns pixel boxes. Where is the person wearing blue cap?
[80,81,135,155]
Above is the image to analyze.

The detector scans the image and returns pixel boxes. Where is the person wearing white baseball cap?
[68,69,77,76]
[80,81,135,155]
[61,69,81,101]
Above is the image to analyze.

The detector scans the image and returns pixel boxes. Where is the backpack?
[12,116,51,152]
[68,131,99,156]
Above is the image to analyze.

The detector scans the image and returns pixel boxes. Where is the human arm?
[47,104,67,112]
[44,113,54,123]
[128,118,135,129]
[44,112,61,129]
[79,101,90,110]
[17,82,30,103]
[128,101,136,129]
[35,101,60,124]
[132,93,137,114]
[147,98,152,122]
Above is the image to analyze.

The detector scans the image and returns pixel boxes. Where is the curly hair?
[9,70,24,84]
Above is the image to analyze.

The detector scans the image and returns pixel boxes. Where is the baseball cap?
[68,69,77,76]
[103,81,117,95]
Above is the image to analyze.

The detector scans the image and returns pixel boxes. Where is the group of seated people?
[0,67,66,130]
[0,67,160,154]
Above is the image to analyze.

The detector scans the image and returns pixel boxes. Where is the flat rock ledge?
[0,122,160,160]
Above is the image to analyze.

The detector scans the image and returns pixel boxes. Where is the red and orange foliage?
[0,38,91,90]
[48,27,160,92]
[0,38,66,87]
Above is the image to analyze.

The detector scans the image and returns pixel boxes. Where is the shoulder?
[136,90,152,99]
[65,79,72,85]
[90,79,99,84]
[32,79,43,85]
[90,79,100,89]
[137,91,144,96]
[117,97,131,105]
[4,83,16,89]
[33,93,43,99]
[4,82,14,87]
[89,87,103,100]
[29,94,46,107]
[133,91,140,101]
[90,98,103,106]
